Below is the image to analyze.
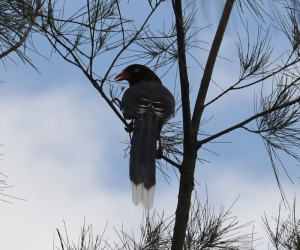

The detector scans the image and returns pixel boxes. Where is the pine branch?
[198,95,300,148]
[0,0,43,67]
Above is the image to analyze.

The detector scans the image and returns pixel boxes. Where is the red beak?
[114,71,131,81]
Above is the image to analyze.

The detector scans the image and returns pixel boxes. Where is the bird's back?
[122,81,175,122]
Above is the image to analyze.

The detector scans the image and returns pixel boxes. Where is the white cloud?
[0,81,136,249]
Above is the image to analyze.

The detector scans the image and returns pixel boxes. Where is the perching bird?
[115,64,175,210]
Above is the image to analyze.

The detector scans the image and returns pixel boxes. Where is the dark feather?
[129,115,157,209]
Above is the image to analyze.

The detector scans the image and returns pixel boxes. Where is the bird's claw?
[125,120,134,132]
[156,145,163,159]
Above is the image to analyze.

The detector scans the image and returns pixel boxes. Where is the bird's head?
[114,64,162,86]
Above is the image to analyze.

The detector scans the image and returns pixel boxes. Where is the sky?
[0,1,300,249]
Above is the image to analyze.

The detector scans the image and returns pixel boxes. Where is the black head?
[115,64,162,86]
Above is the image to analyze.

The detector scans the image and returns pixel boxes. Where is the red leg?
[125,120,134,132]
[156,133,163,159]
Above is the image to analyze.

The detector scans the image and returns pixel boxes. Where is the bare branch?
[192,0,235,133]
[172,0,193,146]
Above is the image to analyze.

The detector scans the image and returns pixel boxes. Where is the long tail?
[129,115,157,210]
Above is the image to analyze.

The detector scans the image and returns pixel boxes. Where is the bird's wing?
[121,81,175,121]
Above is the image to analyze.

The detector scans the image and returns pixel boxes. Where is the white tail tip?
[131,181,155,210]
[131,182,142,206]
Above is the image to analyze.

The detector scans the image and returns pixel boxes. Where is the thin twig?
[161,155,181,170]
[100,0,164,88]
[116,0,125,47]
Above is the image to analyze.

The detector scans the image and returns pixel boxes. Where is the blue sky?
[0,1,300,249]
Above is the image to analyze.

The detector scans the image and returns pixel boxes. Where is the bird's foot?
[156,144,163,159]
[125,120,134,132]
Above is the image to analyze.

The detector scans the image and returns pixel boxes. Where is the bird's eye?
[134,68,139,73]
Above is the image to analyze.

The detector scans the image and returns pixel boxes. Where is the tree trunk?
[171,1,235,249]
[171,143,197,250]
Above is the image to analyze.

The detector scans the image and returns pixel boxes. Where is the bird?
[115,64,175,210]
